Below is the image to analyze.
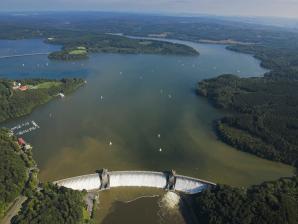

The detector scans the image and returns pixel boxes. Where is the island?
[0,78,85,123]
[47,33,199,61]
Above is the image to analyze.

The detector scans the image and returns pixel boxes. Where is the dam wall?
[110,171,167,189]
[54,170,216,194]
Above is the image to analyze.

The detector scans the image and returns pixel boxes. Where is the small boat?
[58,93,65,98]
[32,121,39,128]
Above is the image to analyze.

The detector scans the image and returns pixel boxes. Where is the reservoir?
[0,38,293,223]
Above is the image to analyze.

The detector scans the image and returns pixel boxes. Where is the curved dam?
[54,170,216,194]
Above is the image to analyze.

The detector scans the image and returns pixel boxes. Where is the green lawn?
[77,46,87,50]
[35,81,62,89]
[82,207,90,221]
[69,49,87,55]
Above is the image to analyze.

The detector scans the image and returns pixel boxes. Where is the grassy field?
[35,81,62,89]
[69,47,88,55]
[69,50,87,55]
[77,46,87,50]
[82,207,91,221]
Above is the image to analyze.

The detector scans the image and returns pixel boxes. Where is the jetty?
[11,120,40,136]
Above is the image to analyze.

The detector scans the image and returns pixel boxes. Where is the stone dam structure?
[54,169,216,194]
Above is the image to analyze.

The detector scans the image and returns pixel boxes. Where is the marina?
[11,120,40,136]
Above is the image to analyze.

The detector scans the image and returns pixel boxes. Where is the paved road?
[1,196,26,224]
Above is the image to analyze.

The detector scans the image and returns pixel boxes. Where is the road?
[1,196,26,224]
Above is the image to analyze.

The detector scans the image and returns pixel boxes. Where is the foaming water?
[158,192,183,224]
[159,192,180,209]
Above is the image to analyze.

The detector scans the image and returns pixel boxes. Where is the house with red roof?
[19,86,28,91]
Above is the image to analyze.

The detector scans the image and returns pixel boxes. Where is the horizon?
[1,10,298,21]
[1,0,298,19]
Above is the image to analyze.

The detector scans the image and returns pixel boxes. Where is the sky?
[1,0,298,18]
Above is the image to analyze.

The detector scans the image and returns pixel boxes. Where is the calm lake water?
[0,38,293,223]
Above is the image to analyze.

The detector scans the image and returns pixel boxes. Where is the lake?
[0,38,293,223]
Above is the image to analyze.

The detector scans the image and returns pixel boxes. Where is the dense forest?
[193,176,298,224]
[0,128,90,223]
[11,183,89,224]
[0,78,84,123]
[0,128,94,224]
[0,129,34,218]
[197,74,298,167]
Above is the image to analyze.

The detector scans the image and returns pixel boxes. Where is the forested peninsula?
[198,75,298,167]
[194,16,298,169]
[47,33,199,60]
[0,78,85,123]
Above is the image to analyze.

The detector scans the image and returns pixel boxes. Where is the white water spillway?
[54,170,216,194]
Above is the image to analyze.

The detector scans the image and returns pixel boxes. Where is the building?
[19,86,28,91]
[12,82,21,90]
[18,138,26,146]
[17,137,32,150]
